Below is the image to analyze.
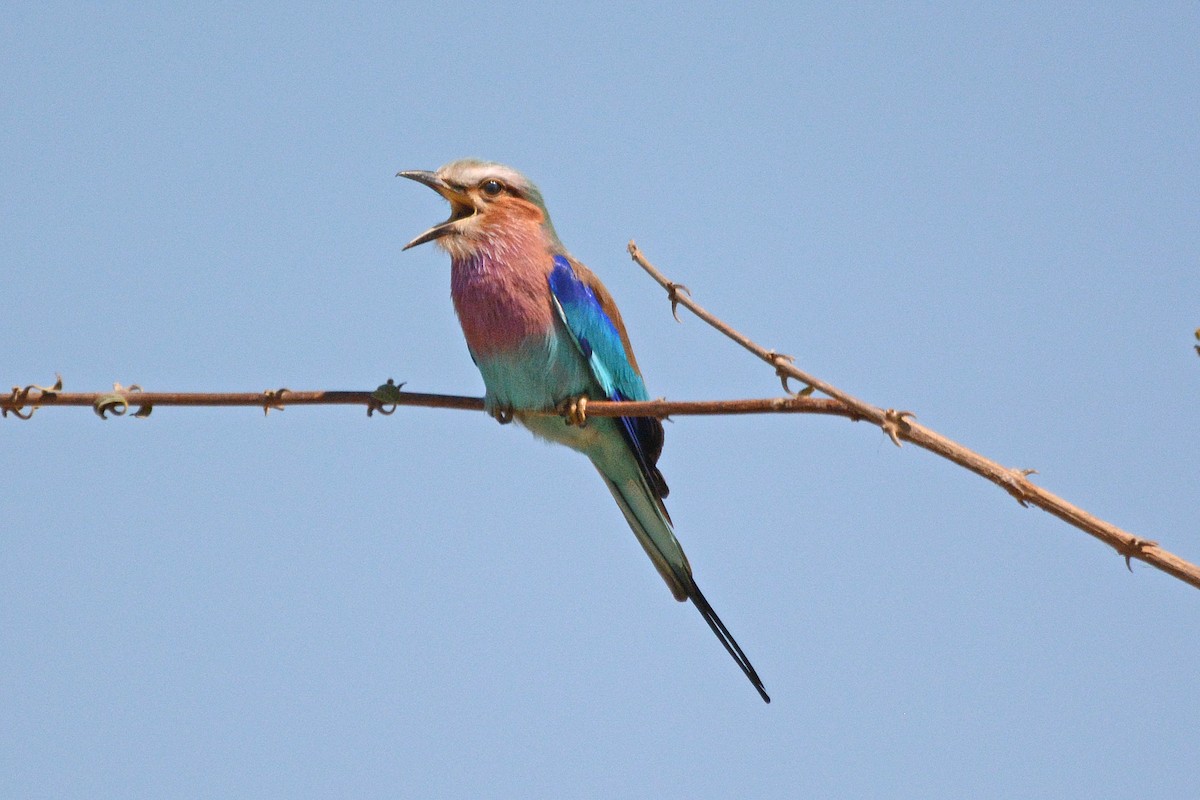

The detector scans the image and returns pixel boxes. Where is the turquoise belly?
[473,326,609,453]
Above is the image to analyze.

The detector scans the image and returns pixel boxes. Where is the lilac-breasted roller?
[399,159,769,702]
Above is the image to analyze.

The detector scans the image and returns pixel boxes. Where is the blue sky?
[3,4,1198,798]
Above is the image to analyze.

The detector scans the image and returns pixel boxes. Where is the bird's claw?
[490,405,515,425]
[880,408,915,447]
[557,395,589,428]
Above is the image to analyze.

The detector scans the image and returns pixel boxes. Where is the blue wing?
[549,256,769,701]
[548,255,669,500]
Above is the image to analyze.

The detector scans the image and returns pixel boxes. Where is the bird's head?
[398,159,562,258]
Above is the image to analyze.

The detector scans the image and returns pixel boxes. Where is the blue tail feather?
[597,467,770,703]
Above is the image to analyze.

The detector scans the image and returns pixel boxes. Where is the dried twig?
[627,241,1198,590]
[0,383,849,420]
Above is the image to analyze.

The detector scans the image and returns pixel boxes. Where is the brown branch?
[3,385,483,416]
[627,240,1199,591]
[6,248,1196,592]
[1,381,850,420]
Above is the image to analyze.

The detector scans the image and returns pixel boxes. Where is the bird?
[399,159,769,703]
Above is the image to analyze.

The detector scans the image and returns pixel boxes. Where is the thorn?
[1116,537,1158,572]
[3,404,36,420]
[122,383,152,418]
[369,378,406,416]
[262,387,289,416]
[36,374,64,395]
[366,400,394,417]
[1000,467,1039,507]
[654,395,673,423]
[94,394,126,420]
[93,382,152,419]
[666,282,691,322]
[765,350,812,396]
[880,408,915,447]
[3,374,63,420]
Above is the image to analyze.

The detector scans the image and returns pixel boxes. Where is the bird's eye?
[481,179,503,196]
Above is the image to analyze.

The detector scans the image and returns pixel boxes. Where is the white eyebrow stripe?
[440,162,528,191]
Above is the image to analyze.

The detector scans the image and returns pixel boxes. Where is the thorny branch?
[4,245,1198,592]
[627,240,1199,591]
[1,380,849,421]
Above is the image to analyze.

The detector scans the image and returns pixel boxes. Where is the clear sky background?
[3,4,1198,798]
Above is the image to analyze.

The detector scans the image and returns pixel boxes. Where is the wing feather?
[548,256,669,499]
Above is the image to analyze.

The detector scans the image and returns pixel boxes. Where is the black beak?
[397,170,476,250]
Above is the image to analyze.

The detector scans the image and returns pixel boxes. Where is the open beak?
[397,170,477,250]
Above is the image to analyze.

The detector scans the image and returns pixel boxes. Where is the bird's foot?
[557,395,589,428]
[489,404,515,425]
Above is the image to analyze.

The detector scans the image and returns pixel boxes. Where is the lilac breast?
[450,249,555,357]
